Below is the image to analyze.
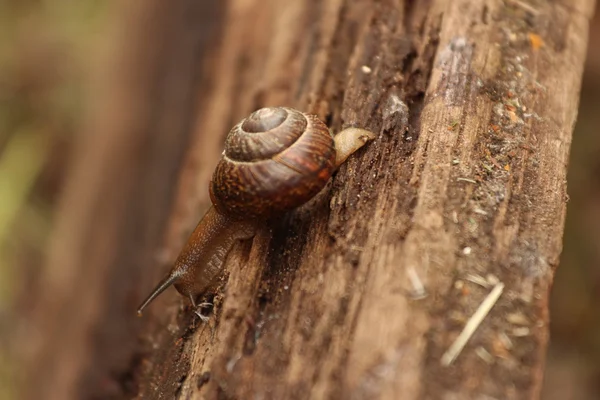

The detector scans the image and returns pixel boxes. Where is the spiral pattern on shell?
[210,107,336,218]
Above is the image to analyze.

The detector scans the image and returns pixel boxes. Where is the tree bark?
[21,0,595,399]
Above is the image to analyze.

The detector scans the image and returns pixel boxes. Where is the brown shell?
[210,107,336,218]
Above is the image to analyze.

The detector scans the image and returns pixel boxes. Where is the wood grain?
[21,0,594,399]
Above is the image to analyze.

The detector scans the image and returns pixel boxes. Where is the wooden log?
[22,0,595,399]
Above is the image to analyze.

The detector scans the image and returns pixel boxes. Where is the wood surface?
[20,0,595,399]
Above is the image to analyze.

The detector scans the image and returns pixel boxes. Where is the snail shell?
[210,107,336,218]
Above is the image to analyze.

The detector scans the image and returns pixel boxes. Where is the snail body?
[137,107,375,315]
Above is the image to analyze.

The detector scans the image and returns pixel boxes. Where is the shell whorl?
[211,107,336,218]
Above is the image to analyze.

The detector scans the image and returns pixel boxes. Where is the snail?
[137,107,375,317]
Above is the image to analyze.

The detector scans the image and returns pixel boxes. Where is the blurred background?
[0,2,109,399]
[541,5,600,398]
[0,1,597,399]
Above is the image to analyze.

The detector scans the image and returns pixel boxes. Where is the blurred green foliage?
[0,1,107,398]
